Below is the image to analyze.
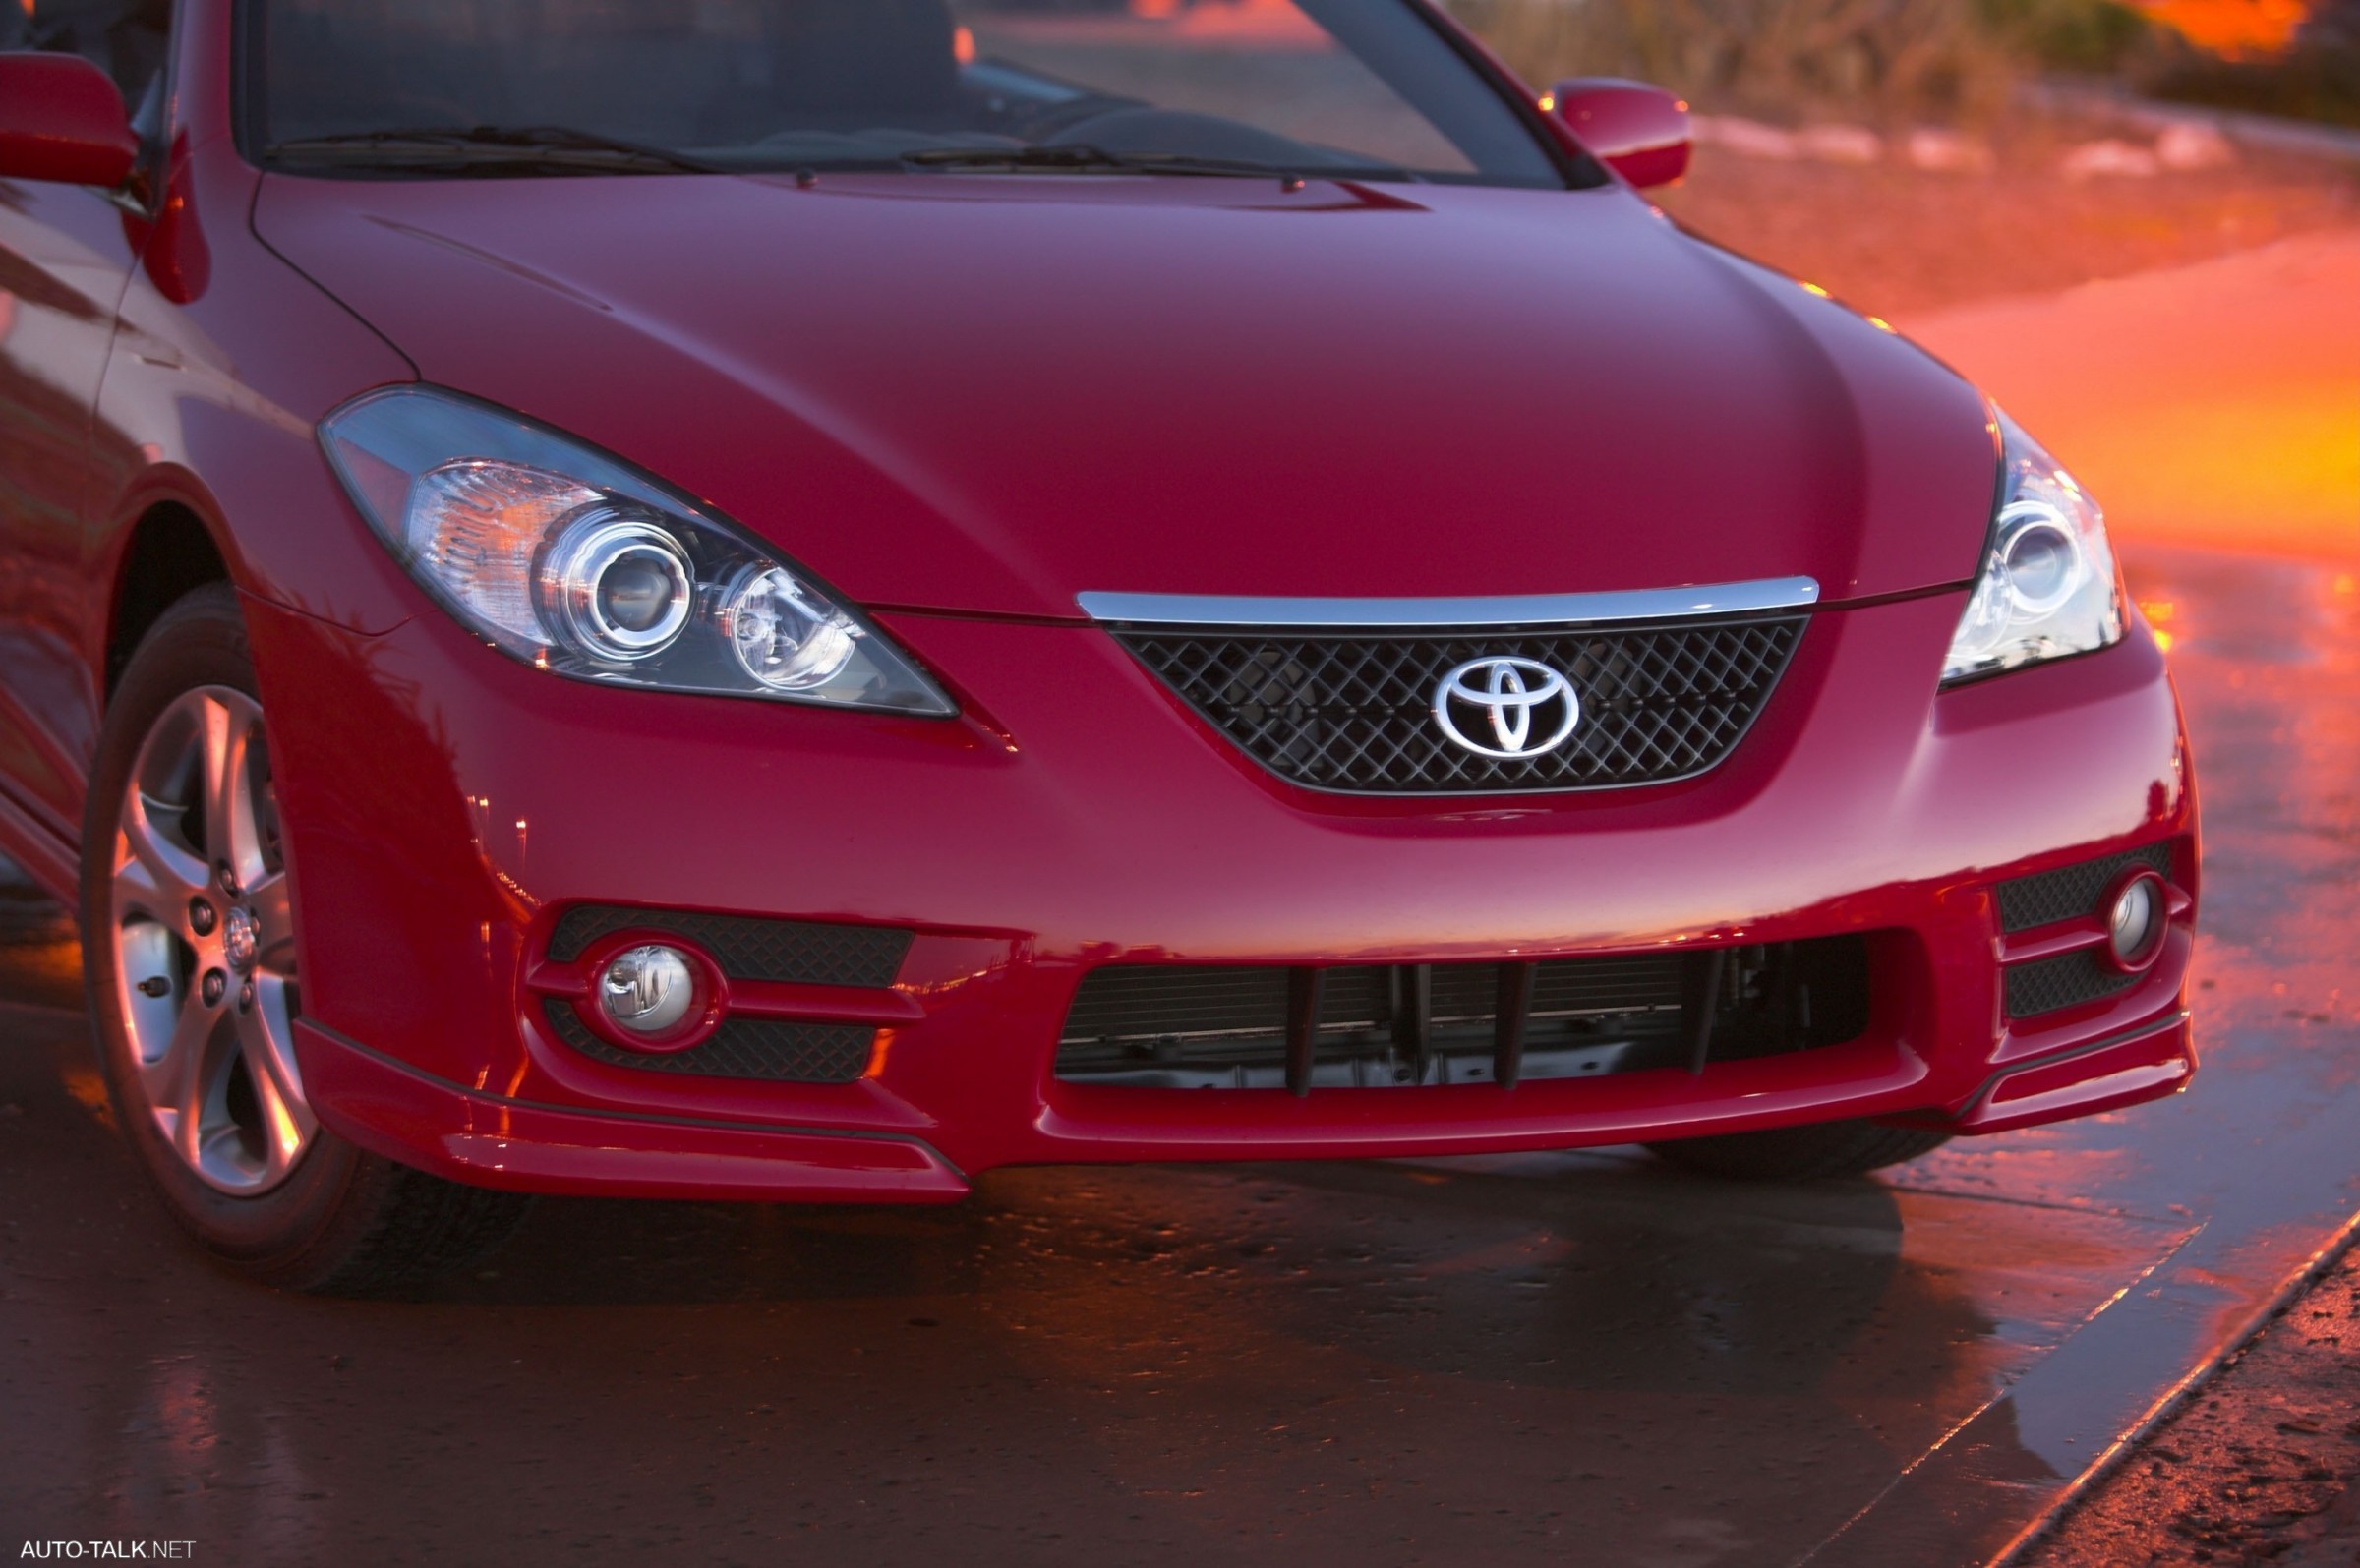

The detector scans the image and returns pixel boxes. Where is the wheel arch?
[103,496,236,701]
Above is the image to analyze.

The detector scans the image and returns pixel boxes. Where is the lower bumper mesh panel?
[547,905,912,988]
[1056,938,1871,1090]
[543,999,874,1083]
[2003,952,2142,1019]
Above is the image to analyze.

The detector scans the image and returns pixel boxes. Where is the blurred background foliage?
[1448,0,2021,119]
[1444,0,2360,126]
[2145,0,2360,125]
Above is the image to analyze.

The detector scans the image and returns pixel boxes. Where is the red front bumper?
[249,584,2198,1201]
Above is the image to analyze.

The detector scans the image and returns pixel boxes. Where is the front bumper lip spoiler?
[299,998,2193,1201]
[1918,1010,2196,1135]
[297,1020,973,1203]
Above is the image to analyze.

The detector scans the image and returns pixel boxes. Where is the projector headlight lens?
[540,511,694,663]
[321,386,954,716]
[1942,412,2125,685]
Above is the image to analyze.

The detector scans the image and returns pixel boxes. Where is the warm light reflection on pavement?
[1908,230,2360,562]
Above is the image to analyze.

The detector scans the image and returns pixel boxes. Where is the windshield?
[246,0,1564,187]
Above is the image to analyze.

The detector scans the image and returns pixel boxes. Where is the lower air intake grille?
[1996,842,2175,935]
[543,999,874,1083]
[1114,615,1806,794]
[547,905,911,988]
[1056,939,1872,1091]
[2003,952,2142,1020]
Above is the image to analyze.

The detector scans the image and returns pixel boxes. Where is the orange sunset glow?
[2133,0,2316,56]
[1909,232,2360,561]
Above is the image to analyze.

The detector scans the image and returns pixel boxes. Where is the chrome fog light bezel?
[576,936,727,1054]
[2099,869,2170,974]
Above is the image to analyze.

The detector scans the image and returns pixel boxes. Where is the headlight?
[1941,411,2125,685]
[319,385,955,716]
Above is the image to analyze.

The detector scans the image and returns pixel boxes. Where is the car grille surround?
[1114,614,1807,794]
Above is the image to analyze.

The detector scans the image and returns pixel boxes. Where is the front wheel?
[81,584,529,1293]
[1646,1121,1952,1181]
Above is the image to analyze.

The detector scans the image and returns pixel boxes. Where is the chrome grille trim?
[1078,577,1821,630]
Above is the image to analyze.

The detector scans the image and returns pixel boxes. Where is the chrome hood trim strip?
[1077,577,1821,629]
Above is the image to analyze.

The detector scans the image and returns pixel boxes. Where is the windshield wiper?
[900,144,1411,182]
[266,126,717,175]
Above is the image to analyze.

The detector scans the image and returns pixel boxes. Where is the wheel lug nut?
[188,900,217,937]
[215,861,241,899]
[237,980,255,1014]
[200,970,226,1008]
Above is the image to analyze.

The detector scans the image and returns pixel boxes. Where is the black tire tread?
[1646,1121,1952,1181]
[286,1164,535,1296]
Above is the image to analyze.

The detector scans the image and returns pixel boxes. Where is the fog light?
[599,944,698,1037]
[2106,874,2166,970]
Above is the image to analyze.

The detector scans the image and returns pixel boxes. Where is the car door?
[0,6,164,858]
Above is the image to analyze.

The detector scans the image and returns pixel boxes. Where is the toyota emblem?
[1432,657,1581,760]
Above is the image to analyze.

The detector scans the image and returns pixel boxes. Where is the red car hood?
[257,172,1997,620]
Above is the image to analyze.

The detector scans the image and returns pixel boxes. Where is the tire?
[80,583,530,1293]
[1646,1121,1952,1182]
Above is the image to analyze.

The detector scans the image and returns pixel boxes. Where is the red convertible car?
[0,0,2197,1290]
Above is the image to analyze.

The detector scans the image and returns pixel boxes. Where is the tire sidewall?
[79,584,370,1266]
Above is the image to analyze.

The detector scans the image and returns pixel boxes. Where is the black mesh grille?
[1115,615,1806,794]
[1059,958,1690,1045]
[1056,940,1871,1090]
[542,999,874,1082]
[2003,951,2142,1019]
[547,906,911,987]
[1997,842,2176,934]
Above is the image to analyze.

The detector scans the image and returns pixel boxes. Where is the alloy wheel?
[107,686,315,1194]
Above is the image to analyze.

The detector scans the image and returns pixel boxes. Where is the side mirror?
[0,52,140,189]
[1545,78,1691,190]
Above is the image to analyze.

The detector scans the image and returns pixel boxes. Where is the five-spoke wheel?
[108,686,314,1193]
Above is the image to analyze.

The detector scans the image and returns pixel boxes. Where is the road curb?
[1983,1209,2360,1567]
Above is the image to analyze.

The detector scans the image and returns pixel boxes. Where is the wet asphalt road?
[0,543,2354,1568]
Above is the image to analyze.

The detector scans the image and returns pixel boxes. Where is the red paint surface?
[0,0,2200,1198]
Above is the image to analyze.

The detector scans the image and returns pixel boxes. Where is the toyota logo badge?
[1432,657,1581,760]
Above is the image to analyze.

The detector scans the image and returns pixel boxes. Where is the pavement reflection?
[1,543,2354,1566]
